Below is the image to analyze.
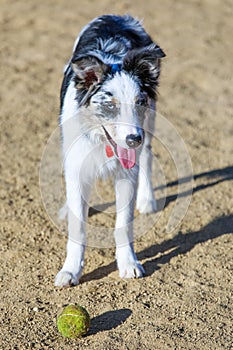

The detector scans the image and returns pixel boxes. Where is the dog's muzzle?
[102,126,140,169]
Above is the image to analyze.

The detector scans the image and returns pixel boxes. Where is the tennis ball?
[57,304,90,338]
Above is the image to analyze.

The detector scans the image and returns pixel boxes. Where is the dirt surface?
[0,1,232,349]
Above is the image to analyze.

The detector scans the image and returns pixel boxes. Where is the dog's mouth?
[102,126,136,169]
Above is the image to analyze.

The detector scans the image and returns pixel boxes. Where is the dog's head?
[71,44,165,169]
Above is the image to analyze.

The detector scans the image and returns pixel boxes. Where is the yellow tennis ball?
[57,304,90,338]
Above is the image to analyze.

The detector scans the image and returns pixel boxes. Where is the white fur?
[55,16,162,287]
[55,82,156,287]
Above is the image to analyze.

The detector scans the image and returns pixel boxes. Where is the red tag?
[105,145,114,157]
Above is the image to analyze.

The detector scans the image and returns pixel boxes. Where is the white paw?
[119,260,145,278]
[136,197,157,214]
[116,246,145,279]
[54,270,80,288]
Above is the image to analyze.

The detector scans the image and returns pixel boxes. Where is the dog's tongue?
[116,144,136,169]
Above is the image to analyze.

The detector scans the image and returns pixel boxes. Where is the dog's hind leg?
[55,179,90,287]
[136,102,157,214]
[114,169,145,278]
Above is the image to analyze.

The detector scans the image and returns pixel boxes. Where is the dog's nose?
[126,134,142,148]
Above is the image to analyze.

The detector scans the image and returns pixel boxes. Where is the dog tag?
[105,145,114,157]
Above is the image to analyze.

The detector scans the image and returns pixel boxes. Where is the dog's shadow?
[158,165,233,209]
[87,308,132,336]
[82,165,233,281]
[140,213,233,275]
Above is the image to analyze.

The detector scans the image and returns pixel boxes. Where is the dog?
[55,14,165,287]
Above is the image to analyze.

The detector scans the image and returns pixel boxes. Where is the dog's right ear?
[71,56,108,90]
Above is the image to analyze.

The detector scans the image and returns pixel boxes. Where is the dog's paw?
[136,197,157,214]
[54,270,79,288]
[116,246,145,279]
[119,260,145,278]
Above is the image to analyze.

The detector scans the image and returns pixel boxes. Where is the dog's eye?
[100,100,119,119]
[136,97,147,106]
[103,101,115,110]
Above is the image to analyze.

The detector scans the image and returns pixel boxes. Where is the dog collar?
[110,63,122,74]
[105,144,114,157]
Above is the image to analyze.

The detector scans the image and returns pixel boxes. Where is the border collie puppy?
[55,14,165,287]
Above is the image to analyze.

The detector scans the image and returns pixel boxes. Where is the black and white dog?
[55,15,165,287]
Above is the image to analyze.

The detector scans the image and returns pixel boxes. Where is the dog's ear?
[71,56,108,89]
[123,44,166,98]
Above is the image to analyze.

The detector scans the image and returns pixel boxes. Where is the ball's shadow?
[88,308,132,336]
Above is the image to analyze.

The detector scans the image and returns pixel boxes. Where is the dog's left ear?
[72,56,108,89]
[123,44,166,98]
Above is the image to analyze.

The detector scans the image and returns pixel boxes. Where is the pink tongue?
[116,144,136,169]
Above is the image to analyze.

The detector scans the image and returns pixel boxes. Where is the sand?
[0,0,232,349]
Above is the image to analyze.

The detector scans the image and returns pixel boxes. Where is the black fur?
[60,64,73,110]
[72,15,154,63]
[123,44,165,99]
[60,15,165,110]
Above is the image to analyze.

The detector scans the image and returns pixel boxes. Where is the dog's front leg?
[136,104,157,214]
[55,178,89,287]
[114,169,145,278]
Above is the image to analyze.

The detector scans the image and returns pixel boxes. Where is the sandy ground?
[0,0,233,349]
